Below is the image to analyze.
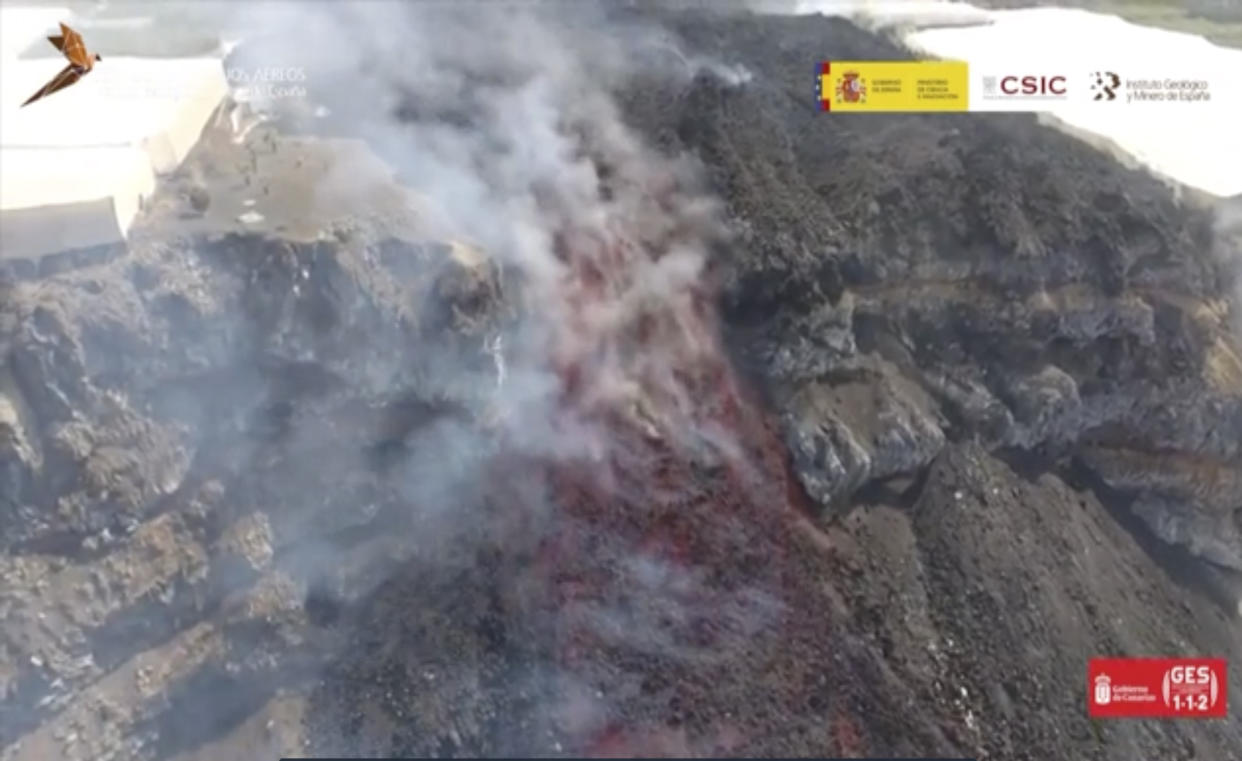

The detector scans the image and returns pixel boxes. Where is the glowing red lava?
[483,183,865,757]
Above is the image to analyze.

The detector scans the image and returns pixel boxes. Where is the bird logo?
[21,23,102,108]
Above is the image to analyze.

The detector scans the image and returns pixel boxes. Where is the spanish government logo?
[836,70,867,104]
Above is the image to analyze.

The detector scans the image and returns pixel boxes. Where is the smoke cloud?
[186,0,773,751]
[221,1,747,459]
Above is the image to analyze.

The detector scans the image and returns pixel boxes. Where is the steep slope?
[636,8,1242,589]
[620,7,1242,759]
[1,7,1240,761]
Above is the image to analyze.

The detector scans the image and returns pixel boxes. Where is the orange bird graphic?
[21,23,102,108]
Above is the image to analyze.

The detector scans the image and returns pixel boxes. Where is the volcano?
[1,5,1241,761]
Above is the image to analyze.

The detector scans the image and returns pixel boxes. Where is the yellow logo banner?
[817,61,970,112]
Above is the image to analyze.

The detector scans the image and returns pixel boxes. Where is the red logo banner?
[1088,658,1227,718]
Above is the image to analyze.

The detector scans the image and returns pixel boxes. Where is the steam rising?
[201,1,771,750]
[224,1,744,457]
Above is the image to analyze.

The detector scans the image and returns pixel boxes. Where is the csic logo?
[1091,71,1121,101]
[982,74,1068,99]
[1003,75,1067,95]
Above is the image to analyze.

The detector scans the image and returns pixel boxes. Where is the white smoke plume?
[211,4,782,751]
[0,4,781,754]
[19,4,777,753]
[220,1,749,466]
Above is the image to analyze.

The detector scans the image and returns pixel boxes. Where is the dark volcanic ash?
[211,1,870,756]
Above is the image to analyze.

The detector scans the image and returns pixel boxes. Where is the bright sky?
[0,6,68,63]
[796,1,1242,198]
[3,3,1238,200]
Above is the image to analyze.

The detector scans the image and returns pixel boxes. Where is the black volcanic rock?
[2,7,1240,761]
[628,9,1241,576]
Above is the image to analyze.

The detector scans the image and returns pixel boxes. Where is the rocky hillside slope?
[650,8,1242,595]
[635,8,1242,759]
[2,6,1240,761]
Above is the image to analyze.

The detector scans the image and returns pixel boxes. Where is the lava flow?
[477,159,879,757]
